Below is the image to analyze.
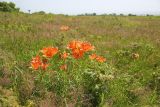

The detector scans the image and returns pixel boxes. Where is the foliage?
[0,2,19,12]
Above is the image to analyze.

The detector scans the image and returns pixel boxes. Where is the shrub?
[0,2,19,12]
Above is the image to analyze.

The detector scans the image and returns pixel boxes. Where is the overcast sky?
[1,0,160,15]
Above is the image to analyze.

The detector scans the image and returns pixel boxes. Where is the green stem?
[64,97,68,107]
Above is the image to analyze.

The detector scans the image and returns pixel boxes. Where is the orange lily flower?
[96,56,106,63]
[72,48,84,59]
[41,47,58,58]
[31,56,42,70]
[67,40,94,59]
[81,42,94,52]
[89,54,97,60]
[67,40,82,50]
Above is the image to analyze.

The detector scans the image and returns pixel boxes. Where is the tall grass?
[0,12,160,106]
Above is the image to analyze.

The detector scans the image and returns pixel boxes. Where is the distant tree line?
[77,13,156,16]
[0,2,19,12]
[78,13,97,16]
[32,11,46,14]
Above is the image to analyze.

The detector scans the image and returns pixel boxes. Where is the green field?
[0,12,160,107]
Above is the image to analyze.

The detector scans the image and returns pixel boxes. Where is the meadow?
[0,12,160,107]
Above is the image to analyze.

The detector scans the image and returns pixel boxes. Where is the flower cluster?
[30,40,106,70]
[67,40,95,59]
[31,56,49,70]
[89,53,106,63]
[31,47,58,70]
[41,47,58,58]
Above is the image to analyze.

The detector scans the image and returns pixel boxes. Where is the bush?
[0,2,19,12]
